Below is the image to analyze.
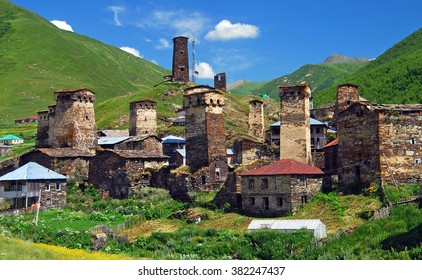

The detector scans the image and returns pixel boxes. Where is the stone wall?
[333,84,360,125]
[337,103,380,193]
[278,84,312,164]
[36,110,49,148]
[129,100,157,136]
[40,181,67,207]
[240,174,322,217]
[115,136,163,155]
[378,108,422,184]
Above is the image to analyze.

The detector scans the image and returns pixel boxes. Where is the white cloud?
[50,20,74,32]
[120,46,143,58]
[194,62,215,79]
[156,38,171,49]
[139,10,210,40]
[205,19,259,41]
[109,6,125,26]
[150,59,158,65]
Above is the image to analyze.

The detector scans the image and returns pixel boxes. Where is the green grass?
[0,0,169,126]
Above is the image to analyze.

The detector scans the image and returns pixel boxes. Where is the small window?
[261,179,268,189]
[50,183,57,191]
[248,179,254,189]
[415,158,421,165]
[301,196,308,204]
[410,138,416,144]
[275,179,282,189]
[46,198,51,206]
[215,168,220,180]
[45,183,50,192]
[250,197,255,206]
[300,177,307,187]
[277,197,283,207]
[56,183,61,191]
[263,197,269,210]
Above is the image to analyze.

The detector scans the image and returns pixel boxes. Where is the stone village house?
[0,162,67,209]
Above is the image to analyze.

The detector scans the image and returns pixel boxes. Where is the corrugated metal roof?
[240,159,324,176]
[176,148,186,157]
[0,134,23,141]
[270,118,326,127]
[227,148,236,155]
[98,137,131,145]
[162,135,186,144]
[248,219,325,231]
[324,138,338,148]
[0,162,67,181]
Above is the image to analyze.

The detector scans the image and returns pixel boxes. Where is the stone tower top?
[129,100,157,136]
[183,85,225,109]
[214,73,227,92]
[54,88,96,103]
[278,84,311,98]
[172,36,189,83]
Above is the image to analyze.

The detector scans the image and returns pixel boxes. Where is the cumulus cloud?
[139,10,209,41]
[156,38,171,49]
[194,62,215,79]
[50,20,74,32]
[120,46,143,58]
[109,6,125,26]
[205,19,259,41]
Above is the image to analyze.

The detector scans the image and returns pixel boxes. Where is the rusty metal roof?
[323,138,338,148]
[240,159,323,176]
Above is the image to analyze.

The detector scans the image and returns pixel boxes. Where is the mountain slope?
[314,28,422,107]
[231,60,368,98]
[0,0,170,125]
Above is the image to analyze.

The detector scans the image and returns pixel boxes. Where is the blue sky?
[10,0,422,85]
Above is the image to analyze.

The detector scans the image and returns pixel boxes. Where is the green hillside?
[314,28,422,107]
[232,61,367,99]
[0,0,170,125]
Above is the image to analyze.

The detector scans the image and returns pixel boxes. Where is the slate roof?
[36,148,96,158]
[0,162,67,181]
[240,159,324,176]
[97,130,129,137]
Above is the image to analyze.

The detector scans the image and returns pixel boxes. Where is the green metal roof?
[0,134,23,141]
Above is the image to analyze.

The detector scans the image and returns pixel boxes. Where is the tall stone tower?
[172,36,189,83]
[129,100,157,136]
[36,110,49,148]
[278,84,312,164]
[183,85,228,184]
[214,73,227,92]
[248,100,264,140]
[333,84,360,125]
[50,88,97,149]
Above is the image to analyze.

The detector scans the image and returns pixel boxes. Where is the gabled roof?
[324,138,338,148]
[0,162,67,181]
[270,118,327,127]
[98,137,131,145]
[0,134,23,141]
[240,158,324,176]
[162,135,186,144]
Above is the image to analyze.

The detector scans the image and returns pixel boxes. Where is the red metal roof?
[324,138,338,148]
[240,159,324,176]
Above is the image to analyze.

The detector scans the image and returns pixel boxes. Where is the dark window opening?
[410,138,416,144]
[248,179,254,189]
[201,175,206,185]
[250,197,255,206]
[301,196,308,204]
[277,197,283,207]
[263,197,269,210]
[261,178,268,189]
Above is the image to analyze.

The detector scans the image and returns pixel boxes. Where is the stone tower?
[172,36,189,83]
[248,100,264,140]
[183,85,228,183]
[50,89,97,149]
[333,84,360,125]
[214,73,227,92]
[36,110,49,148]
[278,84,312,164]
[129,100,157,136]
